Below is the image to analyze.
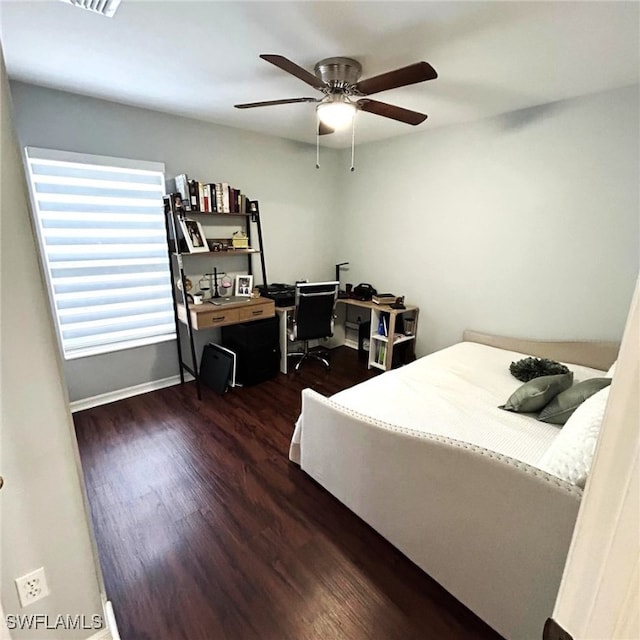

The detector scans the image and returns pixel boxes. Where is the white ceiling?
[0,1,638,148]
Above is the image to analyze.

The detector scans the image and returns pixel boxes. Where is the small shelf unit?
[368,304,419,371]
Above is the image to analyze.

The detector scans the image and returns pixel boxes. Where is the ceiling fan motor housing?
[314,57,362,91]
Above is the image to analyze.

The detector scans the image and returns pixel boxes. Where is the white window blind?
[25,147,175,360]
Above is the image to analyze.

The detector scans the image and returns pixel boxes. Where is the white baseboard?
[70,374,192,413]
[104,601,120,640]
[86,600,120,640]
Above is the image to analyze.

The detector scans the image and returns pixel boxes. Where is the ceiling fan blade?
[355,62,437,96]
[356,99,427,125]
[318,121,334,136]
[260,54,326,90]
[235,97,319,109]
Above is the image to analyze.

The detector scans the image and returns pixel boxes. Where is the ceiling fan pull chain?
[350,113,356,172]
[316,118,320,169]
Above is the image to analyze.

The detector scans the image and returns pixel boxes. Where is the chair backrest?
[293,281,339,341]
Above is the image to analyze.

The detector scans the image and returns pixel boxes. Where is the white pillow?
[606,360,617,378]
[538,386,610,488]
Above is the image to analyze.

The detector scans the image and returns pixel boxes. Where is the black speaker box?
[199,343,234,394]
[221,317,280,386]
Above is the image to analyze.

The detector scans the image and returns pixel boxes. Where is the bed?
[289,331,618,640]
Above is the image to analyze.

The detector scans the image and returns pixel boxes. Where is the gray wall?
[336,85,639,355]
[1,52,104,638]
[9,81,341,401]
[9,82,639,400]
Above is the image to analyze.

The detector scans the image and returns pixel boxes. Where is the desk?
[276,298,419,374]
[176,296,276,398]
[177,297,275,330]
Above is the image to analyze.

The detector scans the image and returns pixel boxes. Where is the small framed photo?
[235,274,253,297]
[179,218,208,253]
[170,192,185,215]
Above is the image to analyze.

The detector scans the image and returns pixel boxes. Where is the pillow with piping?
[499,372,573,413]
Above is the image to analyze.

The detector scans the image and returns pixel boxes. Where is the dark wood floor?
[74,347,503,640]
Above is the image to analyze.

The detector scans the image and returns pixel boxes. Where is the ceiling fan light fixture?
[317,99,356,130]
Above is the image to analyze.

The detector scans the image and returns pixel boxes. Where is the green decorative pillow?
[500,372,573,413]
[538,377,612,425]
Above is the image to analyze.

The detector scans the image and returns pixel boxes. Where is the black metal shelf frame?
[163,196,268,399]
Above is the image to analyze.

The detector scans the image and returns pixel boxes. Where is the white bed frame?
[291,331,618,640]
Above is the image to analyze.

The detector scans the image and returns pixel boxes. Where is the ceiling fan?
[234,55,438,136]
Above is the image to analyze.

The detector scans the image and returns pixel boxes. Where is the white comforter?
[292,341,604,467]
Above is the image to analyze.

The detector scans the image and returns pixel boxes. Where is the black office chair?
[288,281,339,371]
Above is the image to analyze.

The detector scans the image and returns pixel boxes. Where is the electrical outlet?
[15,567,49,607]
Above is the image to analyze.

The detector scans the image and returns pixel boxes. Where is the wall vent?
[59,0,123,18]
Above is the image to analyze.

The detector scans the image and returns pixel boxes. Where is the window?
[25,147,175,359]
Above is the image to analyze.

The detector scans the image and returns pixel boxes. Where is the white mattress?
[294,341,605,468]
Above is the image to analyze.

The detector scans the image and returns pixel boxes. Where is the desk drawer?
[238,303,272,322]
[195,308,239,329]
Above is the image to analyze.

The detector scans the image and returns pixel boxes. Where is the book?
[198,182,205,212]
[221,183,230,213]
[233,188,241,213]
[175,174,190,207]
[188,179,199,210]
[377,312,389,337]
[372,293,396,305]
[206,183,218,212]
[201,184,210,212]
[215,183,223,213]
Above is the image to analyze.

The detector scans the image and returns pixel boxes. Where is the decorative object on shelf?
[197,275,211,299]
[235,274,253,297]
[404,317,416,336]
[176,276,193,294]
[389,296,406,310]
[205,268,231,299]
[179,218,208,253]
[509,357,571,383]
[232,230,249,249]
[220,274,233,295]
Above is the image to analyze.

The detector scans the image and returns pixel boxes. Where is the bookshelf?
[367,304,419,371]
[163,191,269,399]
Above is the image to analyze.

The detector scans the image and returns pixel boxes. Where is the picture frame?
[179,218,208,253]
[235,274,253,297]
[170,192,185,215]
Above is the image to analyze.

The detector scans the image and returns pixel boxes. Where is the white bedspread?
[292,341,605,467]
